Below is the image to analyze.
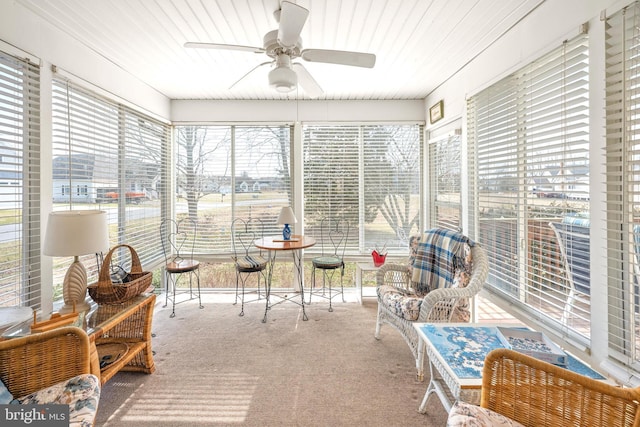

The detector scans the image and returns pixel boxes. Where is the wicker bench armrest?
[0,326,92,398]
[376,263,411,292]
[482,348,640,427]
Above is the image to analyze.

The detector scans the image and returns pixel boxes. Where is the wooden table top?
[254,235,316,251]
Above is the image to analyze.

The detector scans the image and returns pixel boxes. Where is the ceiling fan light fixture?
[268,64,297,92]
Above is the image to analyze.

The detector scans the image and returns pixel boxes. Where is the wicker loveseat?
[447,348,640,427]
[374,228,489,380]
[0,326,101,427]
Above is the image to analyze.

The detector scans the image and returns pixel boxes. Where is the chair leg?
[163,270,169,309]
[195,270,203,309]
[162,270,177,318]
[308,266,316,305]
[326,270,334,312]
[171,273,177,318]
[234,272,240,306]
[340,266,345,303]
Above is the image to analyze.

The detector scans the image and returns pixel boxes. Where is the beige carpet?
[95,293,449,426]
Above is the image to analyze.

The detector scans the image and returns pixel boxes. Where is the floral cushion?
[449,242,473,322]
[377,284,422,320]
[406,234,422,277]
[17,374,100,427]
[447,401,525,427]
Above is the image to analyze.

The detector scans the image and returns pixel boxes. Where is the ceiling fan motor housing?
[263,29,301,58]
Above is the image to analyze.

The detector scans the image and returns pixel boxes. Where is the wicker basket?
[88,244,152,305]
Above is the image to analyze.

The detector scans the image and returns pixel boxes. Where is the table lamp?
[44,210,110,313]
[277,206,297,240]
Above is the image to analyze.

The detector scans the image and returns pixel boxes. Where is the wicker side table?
[85,293,156,384]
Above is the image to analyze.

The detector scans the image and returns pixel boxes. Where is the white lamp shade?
[43,210,110,256]
[277,206,297,225]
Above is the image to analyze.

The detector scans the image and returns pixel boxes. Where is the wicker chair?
[0,326,101,426]
[451,348,640,427]
[374,230,488,380]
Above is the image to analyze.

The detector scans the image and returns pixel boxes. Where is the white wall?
[424,0,627,124]
[172,99,425,123]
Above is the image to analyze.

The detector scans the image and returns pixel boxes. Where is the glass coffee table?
[413,323,605,413]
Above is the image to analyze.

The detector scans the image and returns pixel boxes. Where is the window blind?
[302,124,422,254]
[429,129,462,231]
[605,2,640,369]
[468,34,590,342]
[173,124,291,254]
[52,78,167,296]
[0,50,40,308]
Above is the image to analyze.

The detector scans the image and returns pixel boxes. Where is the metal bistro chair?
[232,218,268,317]
[549,221,590,324]
[308,217,349,312]
[160,217,203,318]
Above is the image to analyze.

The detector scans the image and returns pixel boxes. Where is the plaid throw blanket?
[411,228,473,295]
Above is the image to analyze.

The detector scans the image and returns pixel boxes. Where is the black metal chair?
[549,221,590,323]
[231,218,268,316]
[308,217,349,312]
[160,217,203,318]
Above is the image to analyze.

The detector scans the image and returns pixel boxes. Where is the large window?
[173,125,292,254]
[429,124,462,231]
[468,34,590,342]
[303,124,422,254]
[51,78,168,298]
[605,2,640,372]
[0,50,40,308]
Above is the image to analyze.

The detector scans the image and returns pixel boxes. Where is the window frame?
[467,33,590,346]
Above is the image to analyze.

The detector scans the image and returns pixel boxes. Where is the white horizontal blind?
[52,78,167,292]
[429,132,462,231]
[468,34,590,340]
[174,125,291,254]
[303,124,421,254]
[0,50,40,308]
[605,2,640,369]
[469,75,520,296]
[121,108,167,265]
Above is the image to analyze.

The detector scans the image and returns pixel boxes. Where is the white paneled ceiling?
[15,0,544,100]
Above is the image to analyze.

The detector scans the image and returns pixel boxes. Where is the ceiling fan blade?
[277,1,309,48]
[301,49,376,68]
[229,61,273,90]
[184,42,264,54]
[292,63,324,98]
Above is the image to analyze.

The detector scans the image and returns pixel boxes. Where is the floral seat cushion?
[377,285,422,321]
[17,373,100,427]
[447,401,525,427]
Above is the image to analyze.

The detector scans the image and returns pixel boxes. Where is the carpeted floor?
[95,293,449,426]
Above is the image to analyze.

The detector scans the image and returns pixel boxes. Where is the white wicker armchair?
[374,233,488,380]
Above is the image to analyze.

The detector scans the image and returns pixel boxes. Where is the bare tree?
[175,126,229,219]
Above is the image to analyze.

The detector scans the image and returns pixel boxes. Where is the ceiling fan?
[184,1,376,98]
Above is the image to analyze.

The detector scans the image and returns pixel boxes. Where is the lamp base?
[61,257,90,314]
[282,223,291,240]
